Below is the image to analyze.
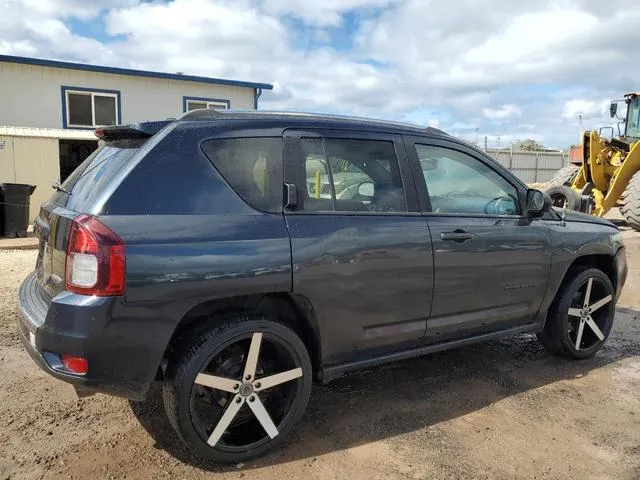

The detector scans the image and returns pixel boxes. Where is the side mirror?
[526,189,552,217]
[610,102,618,118]
[358,182,374,197]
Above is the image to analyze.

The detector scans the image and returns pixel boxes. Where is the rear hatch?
[33,123,167,299]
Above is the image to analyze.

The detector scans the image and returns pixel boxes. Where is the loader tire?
[544,185,582,210]
[549,164,580,186]
[620,171,640,232]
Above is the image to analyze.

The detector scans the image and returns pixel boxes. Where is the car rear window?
[53,139,145,210]
[202,137,283,213]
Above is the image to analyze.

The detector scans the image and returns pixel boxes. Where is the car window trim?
[283,128,420,215]
[403,136,527,218]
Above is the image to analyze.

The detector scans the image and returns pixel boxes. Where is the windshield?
[626,96,640,139]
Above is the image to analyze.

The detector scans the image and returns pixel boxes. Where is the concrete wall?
[0,62,256,129]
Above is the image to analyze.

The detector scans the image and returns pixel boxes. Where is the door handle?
[440,230,474,242]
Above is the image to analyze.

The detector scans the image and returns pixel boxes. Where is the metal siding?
[0,54,273,90]
[533,169,556,183]
[485,149,567,183]
[12,137,60,222]
[510,151,536,169]
[512,169,537,183]
[537,154,566,170]
[0,62,257,130]
[0,136,16,183]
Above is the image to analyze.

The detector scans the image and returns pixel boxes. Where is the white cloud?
[259,0,400,27]
[483,104,522,120]
[562,99,610,120]
[464,10,598,66]
[1,0,640,148]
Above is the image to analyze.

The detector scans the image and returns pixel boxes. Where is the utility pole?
[475,127,479,146]
[484,136,488,151]
[577,112,584,143]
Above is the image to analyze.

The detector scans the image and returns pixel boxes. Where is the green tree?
[514,139,546,151]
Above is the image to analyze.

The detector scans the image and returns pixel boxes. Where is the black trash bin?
[0,183,36,238]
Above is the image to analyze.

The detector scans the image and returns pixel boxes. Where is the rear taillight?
[62,355,89,375]
[65,214,125,296]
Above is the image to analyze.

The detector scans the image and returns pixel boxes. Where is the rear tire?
[549,164,580,186]
[538,267,615,359]
[162,314,312,463]
[620,171,640,232]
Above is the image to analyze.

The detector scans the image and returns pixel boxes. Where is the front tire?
[538,267,615,359]
[162,314,312,463]
[620,171,640,232]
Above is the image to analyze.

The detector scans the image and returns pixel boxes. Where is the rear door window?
[202,137,283,213]
[299,137,406,213]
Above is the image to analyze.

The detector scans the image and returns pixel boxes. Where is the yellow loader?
[545,92,640,231]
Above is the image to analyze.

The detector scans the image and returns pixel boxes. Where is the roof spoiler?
[95,120,171,140]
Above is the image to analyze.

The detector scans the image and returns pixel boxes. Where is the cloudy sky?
[1,0,638,148]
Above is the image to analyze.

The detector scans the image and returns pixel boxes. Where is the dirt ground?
[1,217,639,480]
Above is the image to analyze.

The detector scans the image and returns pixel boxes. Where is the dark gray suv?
[17,110,628,463]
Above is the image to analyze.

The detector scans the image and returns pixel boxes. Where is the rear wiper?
[51,182,71,195]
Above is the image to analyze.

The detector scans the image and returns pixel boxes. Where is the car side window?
[202,137,283,213]
[301,138,335,211]
[415,144,520,216]
[300,137,406,213]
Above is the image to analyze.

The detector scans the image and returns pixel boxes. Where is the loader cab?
[610,93,640,142]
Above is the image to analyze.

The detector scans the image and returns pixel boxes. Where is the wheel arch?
[161,292,323,380]
[543,251,618,317]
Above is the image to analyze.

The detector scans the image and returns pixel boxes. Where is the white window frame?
[185,99,229,111]
[65,90,119,129]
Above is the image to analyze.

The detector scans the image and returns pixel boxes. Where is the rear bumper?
[17,272,156,400]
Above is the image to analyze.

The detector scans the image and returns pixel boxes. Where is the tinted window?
[203,137,283,213]
[415,144,520,215]
[68,93,92,126]
[300,138,406,213]
[52,139,145,210]
[301,138,334,211]
[94,96,117,126]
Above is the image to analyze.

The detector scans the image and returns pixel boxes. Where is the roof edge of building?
[0,54,274,91]
[0,126,98,140]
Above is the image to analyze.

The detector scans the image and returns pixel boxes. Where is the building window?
[62,87,121,129]
[183,96,230,112]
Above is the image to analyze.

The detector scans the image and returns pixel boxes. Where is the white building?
[0,55,272,221]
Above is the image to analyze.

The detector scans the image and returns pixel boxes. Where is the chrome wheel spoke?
[568,308,583,317]
[585,315,605,341]
[207,396,244,446]
[192,330,304,449]
[589,294,613,314]
[243,332,262,380]
[247,396,279,439]
[575,319,585,351]
[194,373,238,393]
[255,368,303,391]
[583,278,593,308]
